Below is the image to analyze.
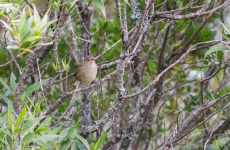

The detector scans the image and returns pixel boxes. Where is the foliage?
[0,0,230,149]
[0,4,55,52]
[0,74,106,150]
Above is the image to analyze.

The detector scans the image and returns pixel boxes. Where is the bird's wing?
[64,76,77,88]
[64,65,81,88]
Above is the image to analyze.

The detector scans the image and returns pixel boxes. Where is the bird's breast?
[76,63,97,83]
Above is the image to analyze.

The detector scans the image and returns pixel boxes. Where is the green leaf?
[34,98,44,114]
[34,127,50,134]
[7,44,19,49]
[219,21,230,34]
[0,94,9,106]
[10,72,17,94]
[20,78,49,101]
[19,48,32,53]
[36,134,60,141]
[76,134,90,150]
[7,0,24,5]
[52,125,63,134]
[22,118,38,133]
[0,4,18,10]
[15,105,27,127]
[33,4,41,23]
[22,132,36,143]
[53,1,60,11]
[6,134,12,145]
[21,17,33,40]
[65,0,79,11]
[60,138,72,150]
[0,20,16,35]
[35,116,52,132]
[223,34,230,41]
[104,21,113,33]
[7,100,14,126]
[71,142,79,150]
[62,58,69,71]
[0,99,7,107]
[0,78,13,94]
[204,43,226,58]
[34,41,53,47]
[90,143,95,150]
[38,11,48,30]
[14,127,20,133]
[21,36,42,44]
[0,129,8,145]
[95,132,106,150]
[33,138,51,148]
[65,3,72,10]
[59,127,70,141]
[61,126,75,142]
[93,0,106,18]
[75,138,87,150]
[52,62,58,72]
[18,8,27,38]
[40,19,57,32]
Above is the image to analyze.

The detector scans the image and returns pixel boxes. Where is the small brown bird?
[65,55,97,87]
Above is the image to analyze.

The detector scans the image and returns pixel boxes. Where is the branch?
[52,0,67,93]
[157,1,228,20]
[124,40,223,99]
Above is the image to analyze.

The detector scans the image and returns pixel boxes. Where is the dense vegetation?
[0,0,229,149]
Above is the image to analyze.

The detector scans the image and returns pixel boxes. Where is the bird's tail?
[64,77,77,88]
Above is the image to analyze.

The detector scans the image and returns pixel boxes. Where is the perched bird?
[65,55,97,87]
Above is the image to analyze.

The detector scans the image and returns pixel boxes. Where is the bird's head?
[84,55,95,64]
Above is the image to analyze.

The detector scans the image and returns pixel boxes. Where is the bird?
[65,55,97,87]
